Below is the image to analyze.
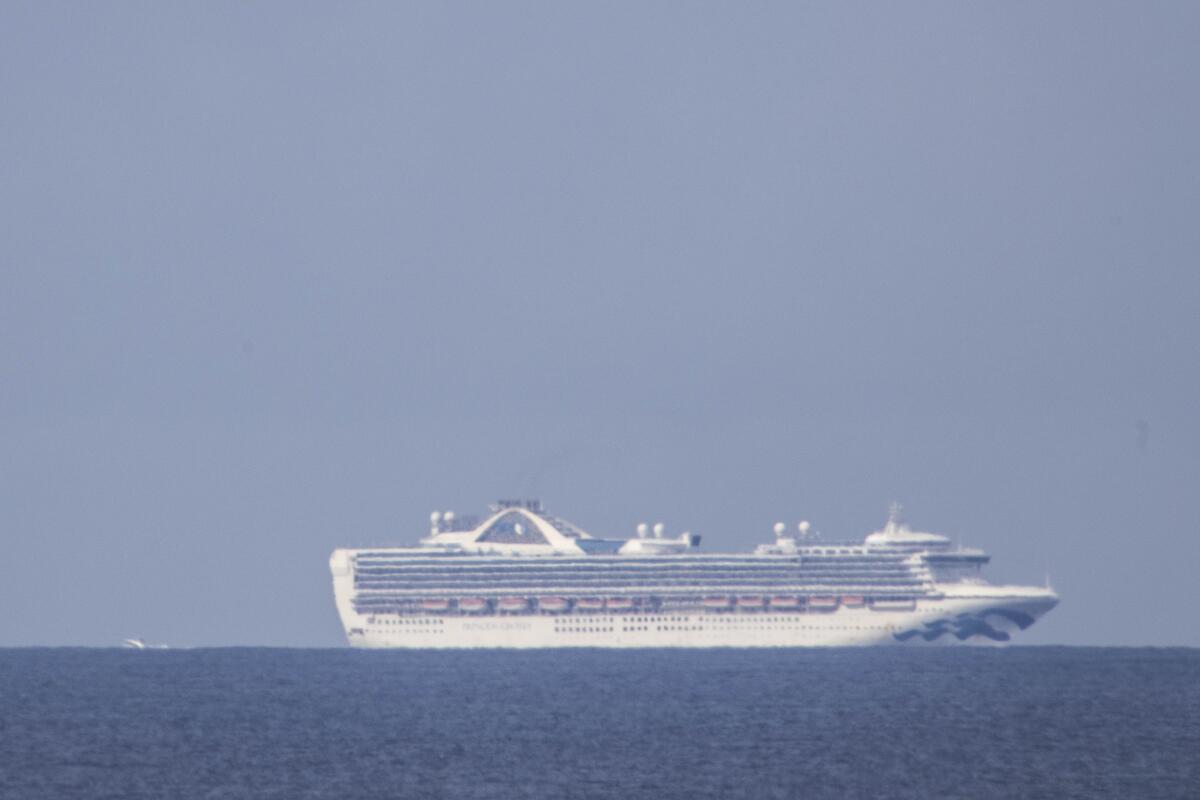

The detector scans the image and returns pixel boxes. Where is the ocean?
[1,647,1196,799]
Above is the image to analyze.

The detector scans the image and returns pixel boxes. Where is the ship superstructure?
[329,500,1058,648]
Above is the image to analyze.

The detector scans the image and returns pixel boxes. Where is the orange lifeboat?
[497,597,528,613]
[702,596,732,610]
[606,597,635,611]
[841,595,865,608]
[576,597,605,611]
[538,597,570,613]
[736,595,765,609]
[808,595,839,611]
[769,595,800,610]
[458,598,488,613]
[421,598,451,612]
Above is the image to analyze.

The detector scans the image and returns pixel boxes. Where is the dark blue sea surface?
[1,648,1197,799]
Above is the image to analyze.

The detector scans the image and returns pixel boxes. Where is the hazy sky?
[3,3,1198,646]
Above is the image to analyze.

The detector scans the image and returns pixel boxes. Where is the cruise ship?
[329,500,1058,648]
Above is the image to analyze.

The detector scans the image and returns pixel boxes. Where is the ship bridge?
[862,504,952,553]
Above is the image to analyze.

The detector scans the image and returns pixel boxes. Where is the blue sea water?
[0,648,1196,799]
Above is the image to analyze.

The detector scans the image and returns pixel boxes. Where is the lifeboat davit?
[702,596,731,610]
[841,595,865,608]
[606,597,635,611]
[458,598,488,613]
[538,596,570,613]
[769,595,800,610]
[498,597,528,613]
[422,598,451,612]
[736,595,765,609]
[576,597,605,611]
[808,595,839,610]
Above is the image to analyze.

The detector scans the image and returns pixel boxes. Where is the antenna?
[888,502,902,525]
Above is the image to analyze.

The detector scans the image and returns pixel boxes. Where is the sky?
[2,3,1198,647]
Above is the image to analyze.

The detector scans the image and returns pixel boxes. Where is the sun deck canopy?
[422,501,617,555]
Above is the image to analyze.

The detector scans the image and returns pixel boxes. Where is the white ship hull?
[333,584,1057,649]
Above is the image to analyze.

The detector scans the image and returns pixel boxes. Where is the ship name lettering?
[462,621,533,632]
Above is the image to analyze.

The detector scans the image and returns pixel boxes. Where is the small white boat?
[458,598,488,613]
[421,598,451,612]
[606,597,635,611]
[841,595,865,608]
[736,595,765,609]
[576,597,605,611]
[702,596,732,610]
[769,595,800,609]
[122,638,167,649]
